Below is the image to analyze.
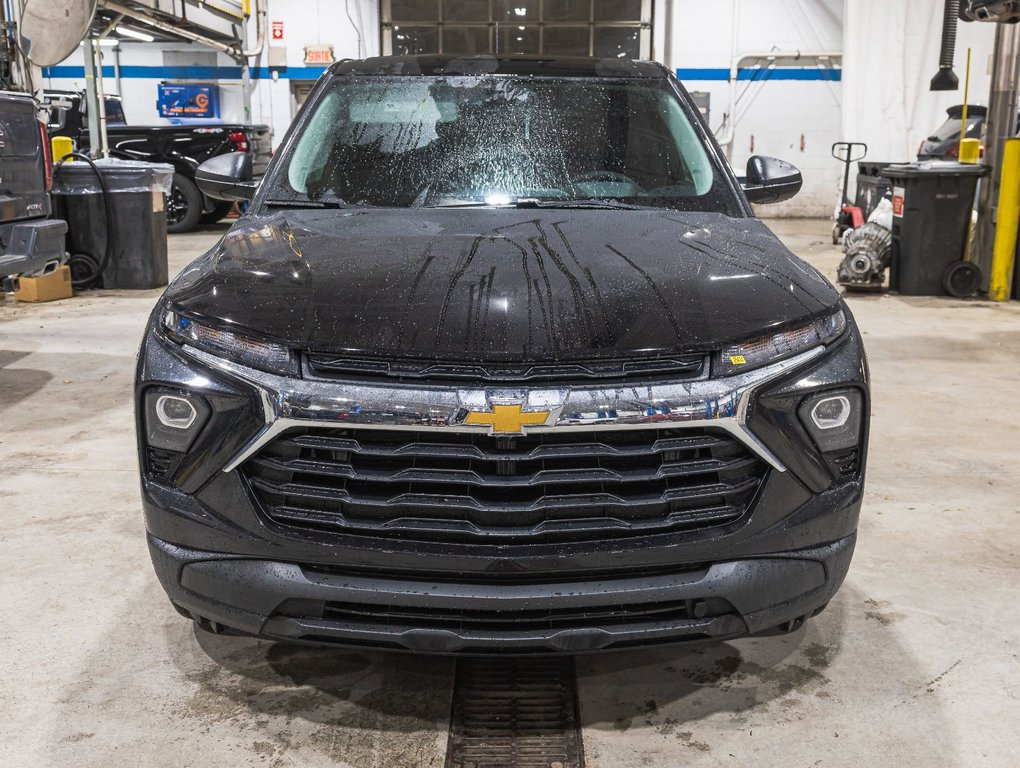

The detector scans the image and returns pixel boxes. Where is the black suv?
[136,56,869,654]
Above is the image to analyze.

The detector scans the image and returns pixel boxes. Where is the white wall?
[658,0,845,217]
[44,0,998,218]
[843,0,998,164]
[43,0,379,137]
[44,43,245,125]
[247,0,379,144]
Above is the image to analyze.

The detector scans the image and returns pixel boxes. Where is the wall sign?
[271,20,284,40]
[157,83,220,119]
[304,44,335,65]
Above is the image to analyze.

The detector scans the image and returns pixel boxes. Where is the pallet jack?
[832,142,869,245]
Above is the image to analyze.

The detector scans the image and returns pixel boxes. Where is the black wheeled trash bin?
[883,161,989,296]
[854,161,896,220]
[51,159,174,289]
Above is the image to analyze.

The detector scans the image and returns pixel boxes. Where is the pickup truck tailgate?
[247,125,272,177]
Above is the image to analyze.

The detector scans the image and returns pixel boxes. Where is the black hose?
[54,152,115,290]
[931,0,961,91]
[940,0,961,69]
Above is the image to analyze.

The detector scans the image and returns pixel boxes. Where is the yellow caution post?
[990,138,1020,301]
[51,136,74,163]
[959,138,982,164]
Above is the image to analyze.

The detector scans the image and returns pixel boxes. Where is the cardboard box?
[14,265,73,302]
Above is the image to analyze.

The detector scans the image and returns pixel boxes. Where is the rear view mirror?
[195,152,258,201]
[741,156,803,204]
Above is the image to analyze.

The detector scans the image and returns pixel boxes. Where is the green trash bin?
[884,161,989,297]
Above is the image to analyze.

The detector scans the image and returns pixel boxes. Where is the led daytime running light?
[162,309,298,377]
[719,310,846,376]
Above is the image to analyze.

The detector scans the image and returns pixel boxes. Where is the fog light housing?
[155,395,198,429]
[798,389,863,453]
[810,395,851,430]
[144,389,209,453]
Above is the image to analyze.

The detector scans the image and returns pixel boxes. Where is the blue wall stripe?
[43,64,331,80]
[43,63,840,83]
[678,67,841,82]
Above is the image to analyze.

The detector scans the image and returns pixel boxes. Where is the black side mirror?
[195,152,258,201]
[740,156,803,205]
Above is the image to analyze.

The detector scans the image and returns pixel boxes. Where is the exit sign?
[304,45,335,65]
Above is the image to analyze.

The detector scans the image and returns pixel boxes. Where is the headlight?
[716,309,847,376]
[162,308,299,377]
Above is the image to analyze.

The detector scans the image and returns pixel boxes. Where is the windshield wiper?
[263,198,349,209]
[515,199,651,211]
[426,198,651,211]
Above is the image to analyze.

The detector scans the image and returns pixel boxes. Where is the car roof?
[330,55,670,79]
[947,104,988,118]
[0,90,37,104]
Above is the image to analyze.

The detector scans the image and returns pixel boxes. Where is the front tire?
[167,173,203,234]
[200,201,235,225]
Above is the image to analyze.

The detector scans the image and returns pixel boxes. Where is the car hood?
[166,208,840,362]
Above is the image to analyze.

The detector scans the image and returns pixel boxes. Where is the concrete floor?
[1,219,1018,767]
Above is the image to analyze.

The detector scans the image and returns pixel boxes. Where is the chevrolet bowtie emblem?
[464,403,552,435]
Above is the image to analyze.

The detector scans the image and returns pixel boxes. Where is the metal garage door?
[381,0,653,59]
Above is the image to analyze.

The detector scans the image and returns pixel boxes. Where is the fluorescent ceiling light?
[116,25,155,42]
[79,39,120,47]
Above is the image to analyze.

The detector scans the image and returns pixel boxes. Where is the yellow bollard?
[51,136,74,163]
[989,138,1020,301]
[959,138,982,164]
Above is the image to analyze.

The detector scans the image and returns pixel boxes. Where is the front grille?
[274,596,736,633]
[304,352,706,385]
[241,426,768,543]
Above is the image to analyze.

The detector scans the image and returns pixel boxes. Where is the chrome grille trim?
[178,345,827,473]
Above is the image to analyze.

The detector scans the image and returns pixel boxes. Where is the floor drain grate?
[445,656,584,768]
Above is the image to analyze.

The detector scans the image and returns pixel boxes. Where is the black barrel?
[854,161,897,221]
[884,161,989,296]
[52,159,173,289]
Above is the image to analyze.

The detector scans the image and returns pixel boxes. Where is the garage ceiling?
[93,0,247,50]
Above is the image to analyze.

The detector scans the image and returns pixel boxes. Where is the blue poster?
[157,83,220,119]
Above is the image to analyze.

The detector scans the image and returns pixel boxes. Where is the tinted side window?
[105,98,126,125]
[0,104,40,157]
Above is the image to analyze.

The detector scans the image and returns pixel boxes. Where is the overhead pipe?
[931,0,961,91]
[99,0,243,59]
[716,49,842,158]
[242,0,265,59]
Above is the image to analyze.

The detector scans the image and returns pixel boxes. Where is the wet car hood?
[166,209,840,361]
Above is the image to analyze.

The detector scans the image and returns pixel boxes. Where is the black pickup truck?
[0,90,67,291]
[44,90,271,233]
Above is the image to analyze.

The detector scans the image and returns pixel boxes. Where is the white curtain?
[843,0,997,164]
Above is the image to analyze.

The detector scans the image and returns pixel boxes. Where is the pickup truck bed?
[45,91,272,233]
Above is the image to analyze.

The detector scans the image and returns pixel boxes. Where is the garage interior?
[1,2,1019,767]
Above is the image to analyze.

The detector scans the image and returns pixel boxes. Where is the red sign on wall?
[271,20,284,40]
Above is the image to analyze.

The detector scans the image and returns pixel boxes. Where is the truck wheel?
[200,201,235,225]
[167,174,203,234]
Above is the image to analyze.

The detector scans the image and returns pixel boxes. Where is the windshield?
[930,117,982,143]
[267,76,739,213]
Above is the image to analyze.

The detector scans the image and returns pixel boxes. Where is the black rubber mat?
[445,656,584,768]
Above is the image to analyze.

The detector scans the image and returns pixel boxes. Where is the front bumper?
[137,308,869,652]
[150,532,856,654]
